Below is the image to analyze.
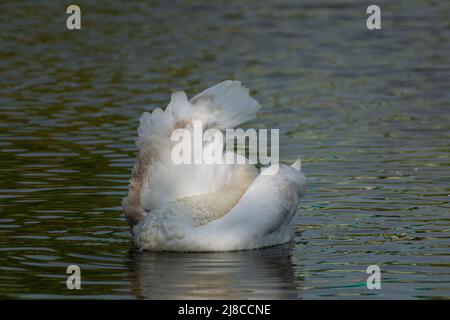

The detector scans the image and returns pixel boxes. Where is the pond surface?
[0,0,449,299]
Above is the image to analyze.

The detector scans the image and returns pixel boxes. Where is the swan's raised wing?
[123,81,261,225]
[190,80,261,129]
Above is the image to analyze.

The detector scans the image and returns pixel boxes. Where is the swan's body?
[123,80,306,251]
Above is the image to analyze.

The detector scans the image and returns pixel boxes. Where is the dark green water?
[0,0,449,299]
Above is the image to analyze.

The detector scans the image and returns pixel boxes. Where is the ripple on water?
[0,0,449,299]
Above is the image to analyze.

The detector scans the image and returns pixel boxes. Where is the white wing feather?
[123,81,261,224]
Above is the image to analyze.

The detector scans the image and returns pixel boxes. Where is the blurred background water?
[0,0,449,299]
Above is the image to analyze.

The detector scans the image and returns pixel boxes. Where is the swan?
[123,80,306,251]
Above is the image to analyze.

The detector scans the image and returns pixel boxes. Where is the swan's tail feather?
[137,91,191,148]
[284,161,306,198]
[291,159,301,171]
[190,80,261,129]
[136,80,261,148]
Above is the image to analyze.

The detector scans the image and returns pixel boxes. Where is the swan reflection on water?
[127,244,302,299]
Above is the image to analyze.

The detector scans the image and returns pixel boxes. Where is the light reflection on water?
[0,0,449,299]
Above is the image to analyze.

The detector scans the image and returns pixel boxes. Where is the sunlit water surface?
[0,0,449,299]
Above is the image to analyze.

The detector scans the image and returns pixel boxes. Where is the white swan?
[123,80,306,252]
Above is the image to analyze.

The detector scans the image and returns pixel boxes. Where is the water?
[0,0,449,299]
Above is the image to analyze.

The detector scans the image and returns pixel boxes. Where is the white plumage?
[123,80,306,251]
